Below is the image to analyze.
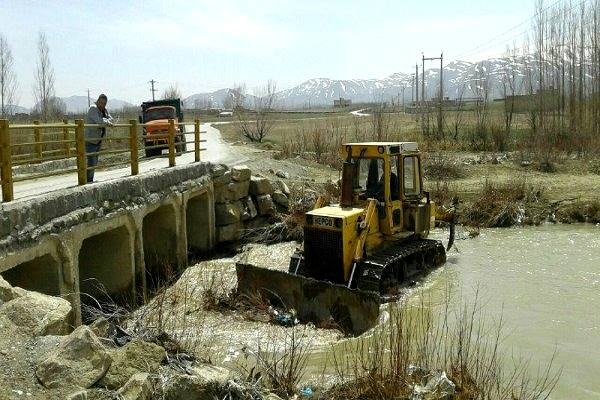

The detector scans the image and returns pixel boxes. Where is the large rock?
[271,190,289,209]
[215,203,241,226]
[255,194,275,216]
[0,291,72,336]
[162,364,231,400]
[272,180,291,196]
[210,164,228,178]
[231,165,251,182]
[0,275,25,304]
[249,176,273,196]
[216,223,240,243]
[116,372,153,400]
[214,181,250,203]
[99,338,164,390]
[239,197,258,221]
[212,170,231,187]
[36,325,112,389]
[228,180,250,200]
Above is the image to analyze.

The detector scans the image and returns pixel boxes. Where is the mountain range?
[7,56,541,114]
[183,56,538,109]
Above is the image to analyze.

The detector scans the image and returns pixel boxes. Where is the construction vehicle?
[140,99,187,157]
[290,142,455,295]
[236,141,455,334]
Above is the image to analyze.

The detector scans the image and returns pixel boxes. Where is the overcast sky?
[0,0,536,107]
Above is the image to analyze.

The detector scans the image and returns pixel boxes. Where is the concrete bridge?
[0,156,282,325]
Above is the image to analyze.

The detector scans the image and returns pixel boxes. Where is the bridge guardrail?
[0,118,207,202]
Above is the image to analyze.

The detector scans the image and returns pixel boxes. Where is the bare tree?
[500,45,521,134]
[33,32,55,121]
[473,61,491,134]
[451,83,466,140]
[162,83,182,100]
[235,80,278,143]
[0,34,17,117]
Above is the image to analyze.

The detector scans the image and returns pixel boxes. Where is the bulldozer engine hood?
[305,205,364,228]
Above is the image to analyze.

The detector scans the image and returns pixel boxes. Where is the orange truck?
[139,98,187,157]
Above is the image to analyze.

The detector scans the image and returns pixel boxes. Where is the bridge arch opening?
[78,226,134,315]
[186,192,212,256]
[1,254,61,296]
[142,204,178,292]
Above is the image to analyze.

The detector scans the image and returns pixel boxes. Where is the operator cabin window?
[356,158,384,200]
[403,156,420,196]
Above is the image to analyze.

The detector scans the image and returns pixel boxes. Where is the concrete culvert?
[78,226,134,312]
[142,204,178,292]
[2,254,61,296]
[186,192,211,255]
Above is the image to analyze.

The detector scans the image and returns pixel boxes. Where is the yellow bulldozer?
[236,142,455,334]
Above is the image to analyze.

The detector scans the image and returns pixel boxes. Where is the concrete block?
[231,165,251,182]
[249,177,273,196]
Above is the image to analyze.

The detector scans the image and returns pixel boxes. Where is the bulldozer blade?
[236,263,381,336]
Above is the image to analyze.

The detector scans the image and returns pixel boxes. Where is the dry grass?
[325,290,560,400]
[238,326,315,398]
[462,179,546,227]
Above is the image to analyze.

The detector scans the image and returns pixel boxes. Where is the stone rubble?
[212,164,289,243]
[0,277,288,399]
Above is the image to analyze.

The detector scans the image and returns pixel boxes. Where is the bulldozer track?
[355,239,446,294]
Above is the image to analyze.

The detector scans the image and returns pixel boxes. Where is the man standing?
[84,94,113,183]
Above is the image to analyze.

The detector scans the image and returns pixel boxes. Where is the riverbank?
[213,122,600,227]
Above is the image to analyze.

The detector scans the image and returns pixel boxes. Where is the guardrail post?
[0,119,14,202]
[33,120,42,160]
[194,119,200,162]
[168,118,176,167]
[129,119,139,175]
[62,119,70,157]
[75,119,87,185]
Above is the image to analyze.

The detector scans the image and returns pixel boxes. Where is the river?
[434,224,600,399]
[310,224,600,399]
[193,225,599,398]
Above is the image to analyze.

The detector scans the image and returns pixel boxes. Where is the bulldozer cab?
[340,142,428,236]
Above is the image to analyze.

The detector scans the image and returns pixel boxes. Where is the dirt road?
[9,124,247,202]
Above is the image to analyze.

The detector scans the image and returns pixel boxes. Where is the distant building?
[333,97,352,108]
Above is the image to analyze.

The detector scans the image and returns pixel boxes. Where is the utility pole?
[422,52,444,137]
[87,89,91,108]
[149,79,158,101]
[421,54,426,107]
[415,64,419,104]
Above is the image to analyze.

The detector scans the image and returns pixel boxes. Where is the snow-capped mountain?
[183,55,552,109]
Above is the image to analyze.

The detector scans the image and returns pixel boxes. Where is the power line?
[452,0,590,61]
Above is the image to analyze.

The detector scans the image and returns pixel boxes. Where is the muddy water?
[300,225,600,398]
[193,226,599,398]
[427,225,600,399]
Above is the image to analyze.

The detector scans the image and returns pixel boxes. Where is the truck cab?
[140,99,187,157]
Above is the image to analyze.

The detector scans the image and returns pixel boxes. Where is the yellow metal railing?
[0,118,206,202]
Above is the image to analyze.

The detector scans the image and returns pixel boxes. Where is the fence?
[0,119,205,202]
